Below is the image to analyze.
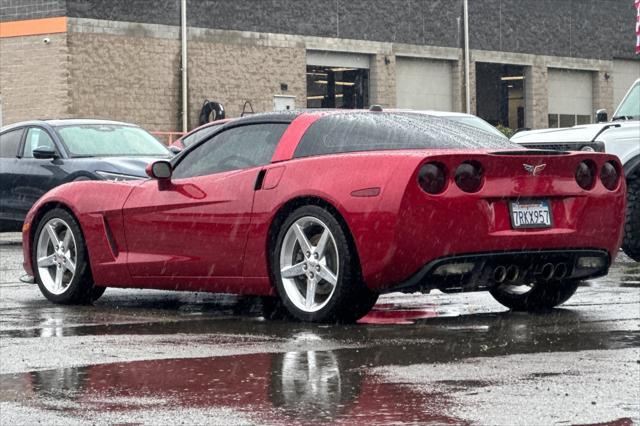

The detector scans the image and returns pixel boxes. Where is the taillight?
[418,162,448,194]
[575,160,596,190]
[455,161,484,193]
[600,161,620,191]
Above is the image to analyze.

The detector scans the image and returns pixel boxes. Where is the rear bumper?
[385,248,610,294]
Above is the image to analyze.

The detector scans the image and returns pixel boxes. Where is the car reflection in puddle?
[1,350,466,425]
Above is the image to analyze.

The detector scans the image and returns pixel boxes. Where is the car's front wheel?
[272,205,378,323]
[489,279,579,311]
[32,208,105,304]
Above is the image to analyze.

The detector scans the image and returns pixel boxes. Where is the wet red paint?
[358,305,439,325]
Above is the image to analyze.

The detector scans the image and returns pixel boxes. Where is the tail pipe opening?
[493,265,507,283]
[554,263,568,279]
[540,263,555,280]
[506,265,520,283]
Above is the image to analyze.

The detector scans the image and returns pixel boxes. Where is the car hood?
[511,121,636,143]
[76,156,168,177]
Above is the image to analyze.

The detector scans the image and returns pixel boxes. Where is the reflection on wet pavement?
[1,234,638,424]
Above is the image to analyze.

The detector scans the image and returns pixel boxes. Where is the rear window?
[293,112,518,158]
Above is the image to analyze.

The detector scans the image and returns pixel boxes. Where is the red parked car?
[21,110,626,322]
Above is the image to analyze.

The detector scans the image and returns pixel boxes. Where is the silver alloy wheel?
[36,218,77,295]
[279,216,339,313]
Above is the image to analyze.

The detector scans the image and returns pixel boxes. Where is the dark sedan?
[0,119,171,231]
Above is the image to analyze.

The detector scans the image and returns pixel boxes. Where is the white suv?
[512,79,640,261]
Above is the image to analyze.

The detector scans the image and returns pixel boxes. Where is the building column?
[592,68,614,119]
[369,53,396,108]
[451,56,465,113]
[524,63,548,129]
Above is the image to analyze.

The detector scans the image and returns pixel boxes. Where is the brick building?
[0,0,638,135]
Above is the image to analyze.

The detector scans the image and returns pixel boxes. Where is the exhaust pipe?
[493,265,507,283]
[554,263,568,280]
[540,263,555,280]
[506,265,520,283]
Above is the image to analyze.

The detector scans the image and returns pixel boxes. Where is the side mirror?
[32,148,58,159]
[168,145,182,155]
[595,109,608,123]
[146,160,173,180]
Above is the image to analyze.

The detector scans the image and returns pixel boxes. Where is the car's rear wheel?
[272,205,378,323]
[622,174,640,262]
[489,279,579,311]
[33,208,105,304]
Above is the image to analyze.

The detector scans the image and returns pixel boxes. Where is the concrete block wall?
[67,31,181,132]
[0,33,70,124]
[0,0,65,21]
[187,38,306,128]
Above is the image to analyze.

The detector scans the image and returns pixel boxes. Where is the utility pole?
[181,0,188,132]
[463,0,471,114]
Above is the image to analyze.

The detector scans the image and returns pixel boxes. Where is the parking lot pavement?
[1,232,639,425]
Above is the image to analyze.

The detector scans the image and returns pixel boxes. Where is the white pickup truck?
[512,79,640,261]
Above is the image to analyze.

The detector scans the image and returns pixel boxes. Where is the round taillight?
[418,162,448,194]
[575,160,597,190]
[455,161,484,193]
[600,161,619,191]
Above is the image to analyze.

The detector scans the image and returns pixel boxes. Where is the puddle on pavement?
[0,350,468,425]
[2,313,639,424]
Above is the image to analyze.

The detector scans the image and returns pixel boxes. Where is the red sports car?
[21,110,626,322]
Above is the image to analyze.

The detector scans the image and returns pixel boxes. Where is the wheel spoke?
[37,254,56,267]
[305,278,317,309]
[54,267,64,290]
[293,223,313,254]
[64,257,76,274]
[281,261,306,278]
[62,230,72,251]
[317,264,337,286]
[315,228,330,259]
[46,224,61,247]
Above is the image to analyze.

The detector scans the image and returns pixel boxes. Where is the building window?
[547,114,592,128]
[306,66,369,109]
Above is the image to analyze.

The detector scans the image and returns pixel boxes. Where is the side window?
[0,128,25,158]
[23,127,57,158]
[182,125,220,148]
[173,123,288,179]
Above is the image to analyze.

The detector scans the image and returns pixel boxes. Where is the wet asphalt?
[0,232,638,425]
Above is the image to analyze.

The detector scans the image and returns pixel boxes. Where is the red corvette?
[21,110,626,322]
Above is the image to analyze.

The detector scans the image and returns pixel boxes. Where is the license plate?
[509,199,553,229]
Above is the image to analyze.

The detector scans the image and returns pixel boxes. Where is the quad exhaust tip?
[493,265,507,283]
[540,263,555,280]
[493,262,569,284]
[554,263,568,279]
[506,265,520,283]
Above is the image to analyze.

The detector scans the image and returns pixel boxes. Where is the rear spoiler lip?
[488,149,570,156]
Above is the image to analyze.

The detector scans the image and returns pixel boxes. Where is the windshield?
[54,124,170,157]
[443,115,507,138]
[613,81,640,120]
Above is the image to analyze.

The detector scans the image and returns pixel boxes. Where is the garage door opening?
[476,63,526,130]
[306,66,369,109]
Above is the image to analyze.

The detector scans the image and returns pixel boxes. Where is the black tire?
[489,280,580,312]
[32,208,105,304]
[271,205,378,323]
[622,175,640,262]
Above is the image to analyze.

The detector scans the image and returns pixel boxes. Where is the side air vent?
[102,216,119,258]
